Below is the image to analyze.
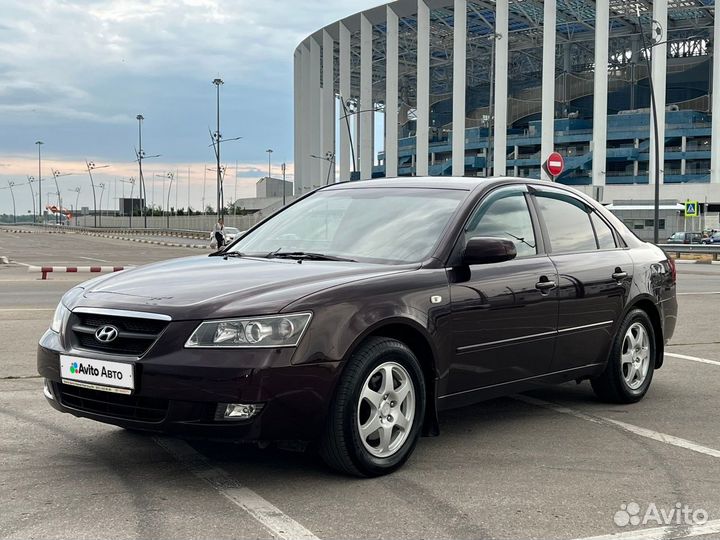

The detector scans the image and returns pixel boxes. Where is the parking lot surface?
[1,228,719,539]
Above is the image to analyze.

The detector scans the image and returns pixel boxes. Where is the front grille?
[57,382,168,422]
[69,312,168,356]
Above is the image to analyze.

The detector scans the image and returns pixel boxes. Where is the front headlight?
[50,287,83,334]
[185,312,312,348]
[50,302,70,334]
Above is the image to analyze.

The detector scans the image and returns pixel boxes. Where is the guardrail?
[1,223,208,239]
[658,243,720,261]
[70,226,208,239]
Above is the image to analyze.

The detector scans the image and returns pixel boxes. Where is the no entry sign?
[544,152,565,178]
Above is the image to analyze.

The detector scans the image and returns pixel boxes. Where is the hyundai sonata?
[38,177,677,476]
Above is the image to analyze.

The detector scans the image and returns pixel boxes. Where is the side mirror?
[463,237,517,265]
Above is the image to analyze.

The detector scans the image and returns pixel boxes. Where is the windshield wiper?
[267,251,356,262]
[222,251,245,259]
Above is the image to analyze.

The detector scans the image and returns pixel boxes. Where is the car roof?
[320,176,597,193]
[322,176,496,191]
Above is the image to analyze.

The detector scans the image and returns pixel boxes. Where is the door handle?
[535,279,556,291]
[612,269,628,280]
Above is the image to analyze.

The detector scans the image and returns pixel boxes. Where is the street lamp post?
[51,169,61,224]
[98,183,106,226]
[7,181,17,224]
[266,149,273,179]
[637,5,662,244]
[27,176,36,223]
[35,141,43,223]
[68,187,81,224]
[136,114,147,228]
[50,169,72,224]
[210,78,241,220]
[338,96,359,179]
[85,161,109,228]
[281,162,287,206]
[156,172,174,228]
[134,114,159,229]
[120,178,135,227]
[310,152,336,186]
[212,78,224,220]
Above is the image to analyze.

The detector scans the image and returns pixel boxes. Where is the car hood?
[72,255,414,320]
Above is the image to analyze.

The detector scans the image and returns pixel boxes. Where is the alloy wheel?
[621,322,651,390]
[356,361,416,458]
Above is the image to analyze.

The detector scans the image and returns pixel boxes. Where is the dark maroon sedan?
[38,177,677,476]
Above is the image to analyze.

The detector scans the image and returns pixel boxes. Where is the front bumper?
[37,329,340,441]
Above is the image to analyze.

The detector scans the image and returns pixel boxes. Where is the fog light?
[217,403,264,421]
[43,379,54,400]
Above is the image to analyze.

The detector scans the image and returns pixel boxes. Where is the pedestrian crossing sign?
[685,200,699,217]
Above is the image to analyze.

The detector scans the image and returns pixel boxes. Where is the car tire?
[591,309,656,404]
[319,336,426,477]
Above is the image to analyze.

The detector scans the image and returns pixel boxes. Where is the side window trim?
[588,212,602,250]
[528,184,627,249]
[590,210,621,250]
[528,186,597,255]
[446,184,546,266]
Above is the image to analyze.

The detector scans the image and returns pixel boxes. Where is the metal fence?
[658,243,720,261]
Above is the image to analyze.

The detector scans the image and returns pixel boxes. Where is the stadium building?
[293,0,720,239]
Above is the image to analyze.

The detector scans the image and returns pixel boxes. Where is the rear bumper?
[37,330,341,441]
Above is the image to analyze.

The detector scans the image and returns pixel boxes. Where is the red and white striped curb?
[28,265,133,280]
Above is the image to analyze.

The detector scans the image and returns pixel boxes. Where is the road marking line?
[572,518,720,540]
[677,291,720,295]
[514,395,720,459]
[154,437,319,540]
[665,352,720,367]
[78,256,109,262]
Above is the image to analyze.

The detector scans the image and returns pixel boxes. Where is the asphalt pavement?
[1,228,719,540]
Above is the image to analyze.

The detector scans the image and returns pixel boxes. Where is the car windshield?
[225,227,240,234]
[228,187,467,264]
[670,232,684,240]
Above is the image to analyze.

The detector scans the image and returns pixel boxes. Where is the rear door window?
[590,213,617,250]
[534,193,597,253]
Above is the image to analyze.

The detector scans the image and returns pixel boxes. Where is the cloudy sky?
[0,0,381,215]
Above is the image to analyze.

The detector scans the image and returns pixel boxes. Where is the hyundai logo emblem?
[95,325,119,343]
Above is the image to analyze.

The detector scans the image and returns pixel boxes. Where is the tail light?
[667,256,677,283]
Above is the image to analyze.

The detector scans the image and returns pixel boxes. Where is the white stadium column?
[711,5,720,183]
[386,5,399,178]
[300,43,311,193]
[322,30,335,185]
[540,0,556,181]
[339,22,352,181]
[416,0,430,176]
[451,0,467,177]
[309,37,322,190]
[592,0,609,189]
[360,14,374,180]
[493,0,509,177]
[293,48,303,193]
[649,0,668,185]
